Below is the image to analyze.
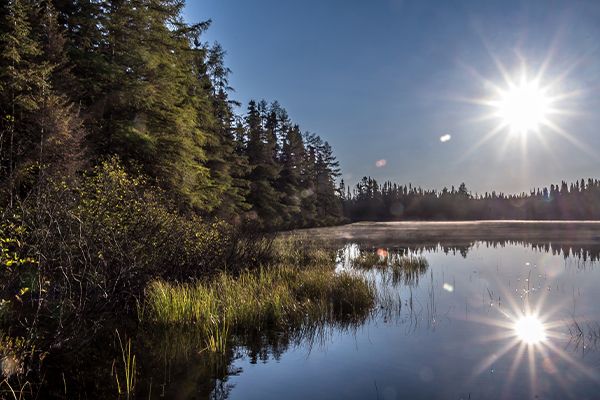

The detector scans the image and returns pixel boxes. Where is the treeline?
[342,177,600,220]
[0,0,342,230]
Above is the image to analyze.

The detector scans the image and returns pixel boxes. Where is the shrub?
[1,158,238,352]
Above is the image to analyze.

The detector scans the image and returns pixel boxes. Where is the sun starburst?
[457,51,592,163]
[467,276,600,399]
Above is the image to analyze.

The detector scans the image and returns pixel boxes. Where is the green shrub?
[1,158,239,352]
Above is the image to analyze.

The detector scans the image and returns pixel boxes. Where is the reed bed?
[144,265,375,353]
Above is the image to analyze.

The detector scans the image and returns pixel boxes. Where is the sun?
[459,58,590,161]
[494,79,550,135]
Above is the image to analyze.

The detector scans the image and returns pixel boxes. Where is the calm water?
[142,235,600,400]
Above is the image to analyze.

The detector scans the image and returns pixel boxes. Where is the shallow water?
[140,233,600,400]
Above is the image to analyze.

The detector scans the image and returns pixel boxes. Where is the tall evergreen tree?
[277,124,305,226]
[245,100,283,228]
[200,42,250,217]
[0,0,82,202]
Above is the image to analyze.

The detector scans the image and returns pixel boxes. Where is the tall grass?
[351,250,429,286]
[113,331,136,399]
[351,252,389,269]
[271,236,338,266]
[390,256,429,286]
[0,379,32,400]
[144,265,375,353]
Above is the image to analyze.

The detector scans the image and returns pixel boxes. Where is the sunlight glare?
[514,315,546,344]
[495,79,550,135]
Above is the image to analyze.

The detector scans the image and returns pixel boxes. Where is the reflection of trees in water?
[49,240,600,399]
[134,304,370,399]
[346,240,600,263]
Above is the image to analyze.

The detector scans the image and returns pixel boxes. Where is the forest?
[342,177,600,221]
[0,0,343,231]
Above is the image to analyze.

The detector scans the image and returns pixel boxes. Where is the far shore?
[291,220,600,246]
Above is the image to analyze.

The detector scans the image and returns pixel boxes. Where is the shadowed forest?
[342,177,600,221]
[0,0,343,231]
[0,1,348,396]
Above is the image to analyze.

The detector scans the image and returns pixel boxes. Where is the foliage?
[0,158,241,354]
[0,221,38,322]
[344,176,600,221]
[0,0,347,394]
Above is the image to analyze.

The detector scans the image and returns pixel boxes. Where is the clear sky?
[184,0,600,195]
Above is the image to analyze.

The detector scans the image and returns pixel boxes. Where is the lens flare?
[458,56,591,161]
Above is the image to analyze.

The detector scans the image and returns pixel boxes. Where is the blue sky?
[184,0,600,194]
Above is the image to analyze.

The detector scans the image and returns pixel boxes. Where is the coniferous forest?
[0,0,343,231]
[0,2,350,395]
[342,177,600,221]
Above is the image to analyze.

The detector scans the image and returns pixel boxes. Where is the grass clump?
[390,256,429,285]
[144,266,375,352]
[351,249,429,286]
[351,252,389,269]
[271,236,337,267]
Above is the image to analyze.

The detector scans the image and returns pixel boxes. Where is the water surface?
[145,223,600,399]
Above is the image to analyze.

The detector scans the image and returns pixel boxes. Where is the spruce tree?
[200,43,250,217]
[0,0,81,202]
[277,124,306,226]
[245,100,283,228]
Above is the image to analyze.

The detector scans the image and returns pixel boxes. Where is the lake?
[138,222,600,399]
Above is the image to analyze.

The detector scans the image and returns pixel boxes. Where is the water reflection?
[215,240,600,399]
[68,238,600,399]
[514,315,546,344]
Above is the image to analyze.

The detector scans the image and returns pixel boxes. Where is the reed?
[144,265,375,353]
[113,331,136,399]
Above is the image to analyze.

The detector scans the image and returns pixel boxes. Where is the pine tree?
[314,139,342,224]
[277,124,306,226]
[245,100,283,228]
[53,0,215,209]
[0,0,81,202]
[200,43,250,217]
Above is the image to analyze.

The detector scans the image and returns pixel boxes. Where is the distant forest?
[0,0,342,230]
[341,177,600,221]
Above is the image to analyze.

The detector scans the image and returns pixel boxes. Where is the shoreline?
[290,220,600,246]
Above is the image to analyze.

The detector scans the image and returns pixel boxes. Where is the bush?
[0,158,239,352]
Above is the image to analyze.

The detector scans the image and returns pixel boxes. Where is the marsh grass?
[351,250,429,286]
[351,252,389,269]
[0,379,33,400]
[390,256,429,286]
[113,331,136,399]
[144,265,375,353]
[271,236,338,266]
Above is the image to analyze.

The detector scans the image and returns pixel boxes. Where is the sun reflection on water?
[469,279,600,398]
[514,315,546,344]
